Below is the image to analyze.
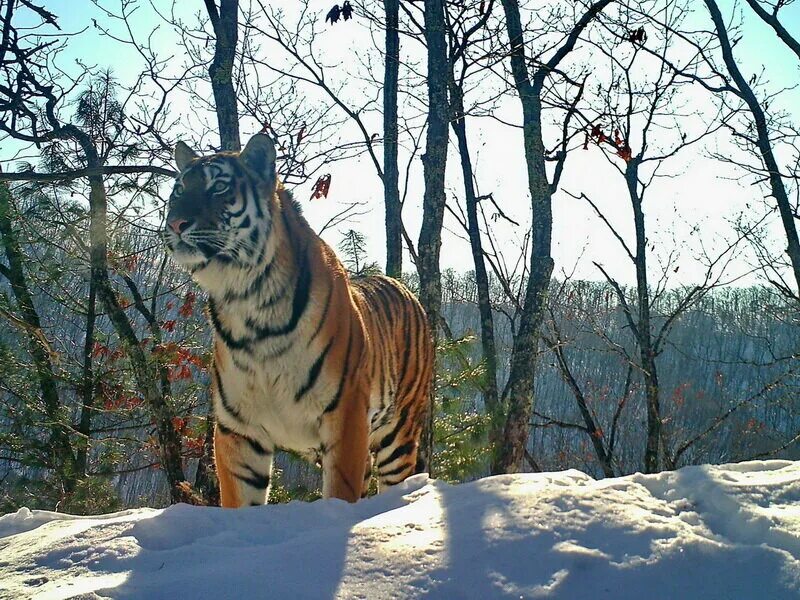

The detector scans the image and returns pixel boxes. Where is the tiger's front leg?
[214,423,274,508]
[319,392,369,503]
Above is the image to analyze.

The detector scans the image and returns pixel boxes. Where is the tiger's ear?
[174,141,199,172]
[240,134,277,180]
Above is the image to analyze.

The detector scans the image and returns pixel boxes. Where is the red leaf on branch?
[122,255,138,272]
[92,342,110,358]
[184,434,205,457]
[168,364,193,381]
[124,395,143,409]
[178,291,196,318]
[187,353,205,368]
[310,174,332,200]
[588,124,609,145]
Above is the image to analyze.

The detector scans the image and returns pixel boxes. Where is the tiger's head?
[163,134,277,271]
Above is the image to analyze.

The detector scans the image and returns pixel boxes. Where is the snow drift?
[1,460,798,599]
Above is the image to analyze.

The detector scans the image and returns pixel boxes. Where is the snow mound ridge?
[1,462,798,599]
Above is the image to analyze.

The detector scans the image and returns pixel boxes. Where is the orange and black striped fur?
[163,134,433,507]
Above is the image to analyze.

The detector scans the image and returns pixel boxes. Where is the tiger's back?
[351,275,434,487]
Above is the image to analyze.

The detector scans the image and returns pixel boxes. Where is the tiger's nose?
[167,218,191,234]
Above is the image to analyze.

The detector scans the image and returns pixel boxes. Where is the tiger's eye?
[211,181,229,195]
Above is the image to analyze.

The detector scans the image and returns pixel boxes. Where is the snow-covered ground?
[1,460,798,600]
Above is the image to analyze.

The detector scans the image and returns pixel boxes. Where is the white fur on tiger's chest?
[212,313,337,454]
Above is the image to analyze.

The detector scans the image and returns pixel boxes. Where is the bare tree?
[541,301,617,478]
[702,0,800,299]
[494,0,613,474]
[440,0,503,459]
[563,0,752,472]
[0,179,79,495]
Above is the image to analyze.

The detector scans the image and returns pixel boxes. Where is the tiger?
[162,134,434,507]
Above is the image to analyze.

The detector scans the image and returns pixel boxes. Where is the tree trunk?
[0,180,77,494]
[494,0,555,474]
[194,402,220,506]
[383,0,402,279]
[416,0,450,472]
[705,0,800,298]
[494,0,612,474]
[75,276,96,479]
[447,77,501,455]
[627,164,660,473]
[496,264,551,473]
[122,269,174,422]
[206,0,241,151]
[641,350,661,473]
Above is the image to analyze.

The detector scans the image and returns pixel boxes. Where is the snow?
[1,461,798,599]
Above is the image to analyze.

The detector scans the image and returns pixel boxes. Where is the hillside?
[1,460,798,599]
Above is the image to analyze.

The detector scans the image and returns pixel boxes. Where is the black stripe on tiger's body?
[163,134,433,507]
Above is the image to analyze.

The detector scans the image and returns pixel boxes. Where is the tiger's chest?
[214,340,336,453]
[206,262,384,453]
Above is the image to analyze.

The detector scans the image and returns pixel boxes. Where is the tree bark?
[205,0,241,151]
[495,0,612,473]
[0,180,77,494]
[494,0,554,474]
[626,163,661,473]
[383,0,402,279]
[416,0,450,472]
[705,0,800,298]
[447,76,501,455]
[194,402,220,506]
[74,276,96,479]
